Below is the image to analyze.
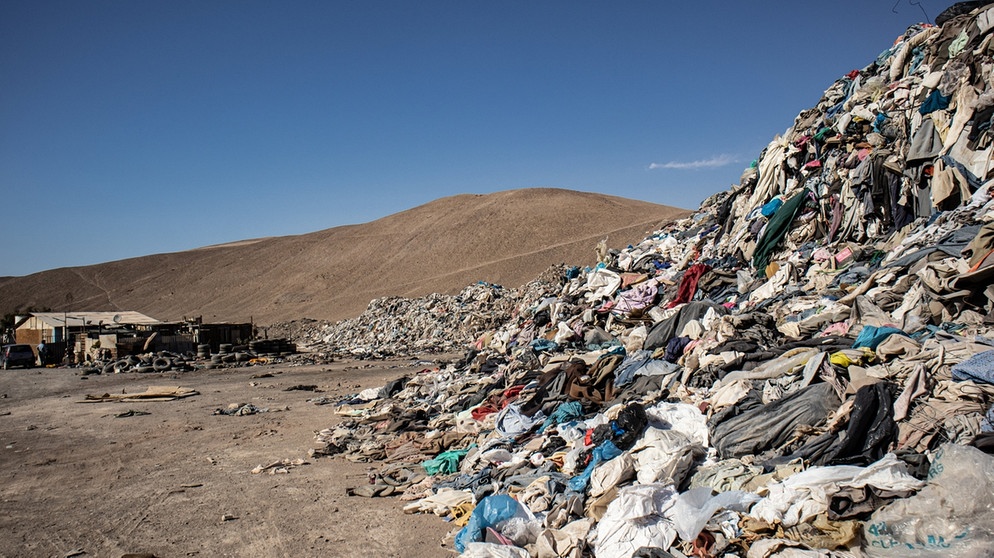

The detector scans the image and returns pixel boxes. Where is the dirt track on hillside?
[0,359,456,558]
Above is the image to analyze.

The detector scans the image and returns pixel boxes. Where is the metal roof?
[23,311,161,328]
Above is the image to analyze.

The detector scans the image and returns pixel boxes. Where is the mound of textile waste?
[310,5,994,557]
[293,266,568,359]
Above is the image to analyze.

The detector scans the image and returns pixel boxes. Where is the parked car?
[1,344,36,369]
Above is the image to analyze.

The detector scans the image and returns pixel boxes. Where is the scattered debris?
[213,403,268,416]
[251,458,308,475]
[80,386,198,403]
[112,409,151,418]
[284,384,319,392]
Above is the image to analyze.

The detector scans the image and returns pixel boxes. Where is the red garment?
[503,385,524,400]
[665,263,711,309]
[499,385,525,408]
[471,404,499,421]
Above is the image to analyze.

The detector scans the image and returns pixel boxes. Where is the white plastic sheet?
[667,487,760,542]
[750,453,923,527]
[594,483,679,558]
[864,444,994,557]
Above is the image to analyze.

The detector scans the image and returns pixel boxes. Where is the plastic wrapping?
[495,515,542,547]
[864,444,994,557]
[455,494,527,552]
[462,542,530,558]
[567,440,622,492]
[667,488,760,542]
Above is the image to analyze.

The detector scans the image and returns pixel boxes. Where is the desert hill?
[0,188,689,325]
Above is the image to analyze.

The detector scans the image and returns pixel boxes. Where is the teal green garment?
[539,400,583,433]
[949,30,969,58]
[813,126,835,142]
[421,448,470,475]
[752,189,810,270]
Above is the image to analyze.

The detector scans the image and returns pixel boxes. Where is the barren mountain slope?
[0,188,689,324]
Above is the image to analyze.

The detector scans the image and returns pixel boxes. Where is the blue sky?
[1,1,938,276]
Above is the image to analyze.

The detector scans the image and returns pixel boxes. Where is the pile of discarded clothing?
[310,4,994,557]
[296,269,568,359]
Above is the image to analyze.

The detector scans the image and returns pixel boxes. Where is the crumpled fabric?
[753,189,811,270]
[665,263,712,309]
[712,382,841,459]
[422,448,471,476]
[745,537,839,558]
[919,89,951,115]
[495,404,545,438]
[644,402,709,447]
[749,262,794,303]
[585,267,622,302]
[750,453,924,528]
[613,354,678,388]
[852,326,908,351]
[718,348,818,387]
[613,279,659,315]
[962,221,994,269]
[535,518,592,558]
[594,483,679,558]
[408,487,473,515]
[589,451,635,497]
[689,458,764,493]
[828,382,898,466]
[951,349,994,384]
[629,427,703,486]
[567,440,622,492]
[539,401,584,433]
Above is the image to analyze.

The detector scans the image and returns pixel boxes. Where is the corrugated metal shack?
[14,312,253,363]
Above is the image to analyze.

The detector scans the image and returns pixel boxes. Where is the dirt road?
[0,359,455,557]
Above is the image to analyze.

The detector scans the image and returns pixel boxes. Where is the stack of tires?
[97,351,195,374]
[209,343,251,365]
[247,338,297,357]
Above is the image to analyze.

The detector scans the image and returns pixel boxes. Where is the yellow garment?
[450,502,476,527]
[829,348,875,367]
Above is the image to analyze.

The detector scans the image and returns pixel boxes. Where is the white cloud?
[648,154,738,170]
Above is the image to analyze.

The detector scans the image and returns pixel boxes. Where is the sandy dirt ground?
[0,358,457,558]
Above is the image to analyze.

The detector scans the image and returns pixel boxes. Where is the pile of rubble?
[311,5,994,557]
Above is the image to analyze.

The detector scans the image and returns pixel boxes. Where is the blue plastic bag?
[760,197,783,217]
[454,494,524,552]
[567,440,622,493]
